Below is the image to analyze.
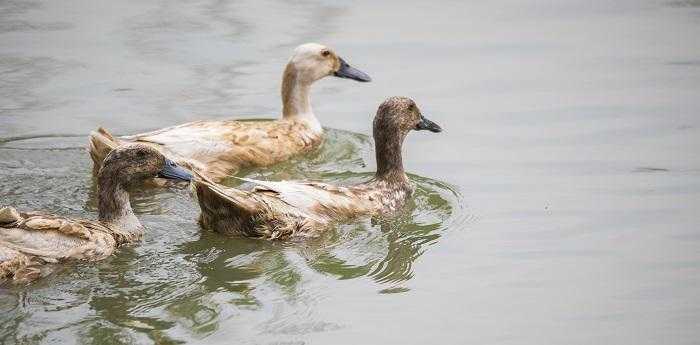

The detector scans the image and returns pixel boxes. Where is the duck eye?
[321,50,330,57]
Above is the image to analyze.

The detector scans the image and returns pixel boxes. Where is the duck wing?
[125,120,254,159]
[194,173,325,238]
[238,177,376,217]
[123,120,320,180]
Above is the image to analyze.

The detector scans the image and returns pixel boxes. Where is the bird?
[0,144,192,283]
[88,43,371,184]
[193,96,442,239]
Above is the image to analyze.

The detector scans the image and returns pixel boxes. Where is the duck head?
[286,43,371,84]
[373,97,442,179]
[97,144,192,237]
[374,96,442,138]
[282,43,371,125]
[99,144,193,186]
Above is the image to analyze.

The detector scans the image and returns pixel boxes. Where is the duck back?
[0,209,116,283]
[90,119,322,182]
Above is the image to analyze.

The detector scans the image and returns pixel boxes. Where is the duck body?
[91,117,322,182]
[195,176,414,239]
[0,208,116,282]
[194,97,442,240]
[0,144,192,283]
[88,43,370,182]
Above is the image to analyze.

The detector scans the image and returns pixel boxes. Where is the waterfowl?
[0,144,192,283]
[88,43,371,183]
[193,96,442,239]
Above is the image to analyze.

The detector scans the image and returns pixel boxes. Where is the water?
[1,0,699,344]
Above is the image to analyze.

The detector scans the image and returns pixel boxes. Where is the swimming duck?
[0,144,192,283]
[88,43,371,183]
[193,96,442,239]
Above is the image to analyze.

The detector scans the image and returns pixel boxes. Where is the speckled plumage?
[0,210,117,283]
[0,145,191,283]
[194,97,442,239]
[88,43,370,182]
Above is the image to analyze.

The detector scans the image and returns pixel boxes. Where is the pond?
[1,0,699,344]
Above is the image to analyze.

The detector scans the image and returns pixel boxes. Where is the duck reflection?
[165,176,460,336]
[304,176,458,285]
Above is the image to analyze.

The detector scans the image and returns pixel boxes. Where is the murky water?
[1,0,699,344]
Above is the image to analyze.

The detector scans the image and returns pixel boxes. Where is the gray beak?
[158,158,193,181]
[333,57,371,82]
[415,115,442,133]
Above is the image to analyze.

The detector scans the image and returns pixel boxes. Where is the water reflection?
[171,175,461,338]
[306,176,460,285]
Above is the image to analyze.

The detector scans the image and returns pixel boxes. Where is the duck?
[88,43,371,183]
[0,144,192,283]
[193,96,442,239]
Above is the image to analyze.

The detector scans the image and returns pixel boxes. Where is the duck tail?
[191,172,263,236]
[88,127,120,176]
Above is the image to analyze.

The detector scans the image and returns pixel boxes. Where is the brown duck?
[193,97,442,239]
[0,144,192,283]
[88,43,371,183]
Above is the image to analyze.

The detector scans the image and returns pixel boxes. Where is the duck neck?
[97,173,144,244]
[281,63,322,133]
[374,132,409,184]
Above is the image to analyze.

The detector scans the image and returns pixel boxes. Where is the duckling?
[88,43,371,183]
[193,96,442,239]
[0,144,192,283]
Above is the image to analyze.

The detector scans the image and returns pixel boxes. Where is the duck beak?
[158,158,193,182]
[415,115,442,133]
[333,57,372,82]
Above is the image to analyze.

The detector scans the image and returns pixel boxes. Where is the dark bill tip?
[415,115,442,133]
[333,57,372,82]
[158,159,193,182]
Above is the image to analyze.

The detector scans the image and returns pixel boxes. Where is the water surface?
[1,0,700,344]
